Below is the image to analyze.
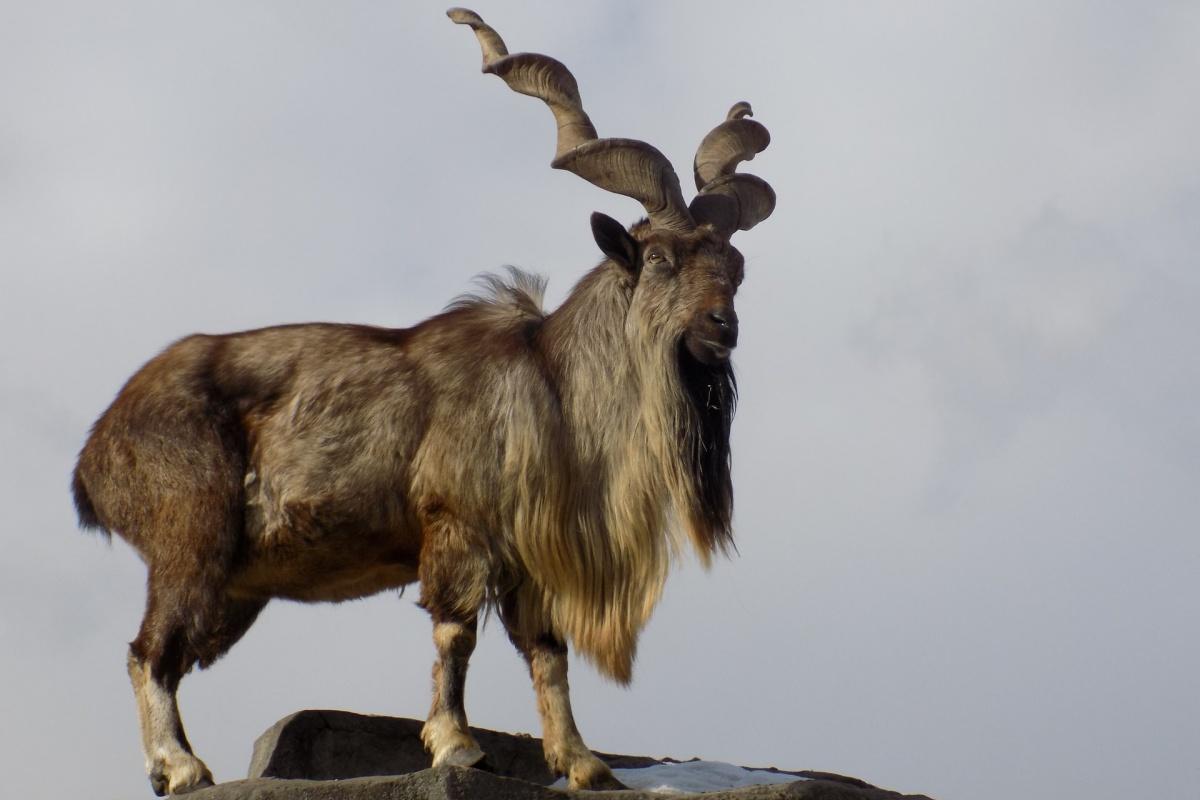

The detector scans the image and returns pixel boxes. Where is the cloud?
[2,3,1198,800]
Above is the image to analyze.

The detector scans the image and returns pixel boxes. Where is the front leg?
[421,617,487,769]
[417,501,490,769]
[518,634,627,791]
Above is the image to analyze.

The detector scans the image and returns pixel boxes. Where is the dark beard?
[677,344,737,554]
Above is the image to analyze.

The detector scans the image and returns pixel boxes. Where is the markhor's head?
[449,8,775,369]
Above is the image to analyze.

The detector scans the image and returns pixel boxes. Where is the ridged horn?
[449,8,694,232]
[689,102,776,237]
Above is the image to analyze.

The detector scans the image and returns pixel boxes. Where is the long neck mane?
[516,261,734,682]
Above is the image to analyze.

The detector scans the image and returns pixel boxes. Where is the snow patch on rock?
[553,760,806,793]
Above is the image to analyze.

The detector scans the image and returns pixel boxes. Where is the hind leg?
[81,369,253,793]
[128,574,211,796]
[129,572,265,795]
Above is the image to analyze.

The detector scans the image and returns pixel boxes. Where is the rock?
[248,710,660,785]
[196,767,562,800]
[187,710,934,800]
[195,767,933,800]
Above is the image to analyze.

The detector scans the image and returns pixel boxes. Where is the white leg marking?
[529,645,622,790]
[128,653,213,794]
[422,621,485,768]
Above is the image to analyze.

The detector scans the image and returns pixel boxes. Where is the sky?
[2,2,1198,798]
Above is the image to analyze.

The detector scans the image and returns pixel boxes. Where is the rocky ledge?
[186,710,932,800]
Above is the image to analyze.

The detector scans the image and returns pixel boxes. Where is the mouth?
[700,340,732,361]
[683,335,734,365]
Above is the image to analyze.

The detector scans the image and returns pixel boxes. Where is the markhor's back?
[73,8,775,796]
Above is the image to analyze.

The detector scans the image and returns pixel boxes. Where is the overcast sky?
[2,3,1198,799]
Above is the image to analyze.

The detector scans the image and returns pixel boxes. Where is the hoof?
[148,753,214,795]
[438,744,487,769]
[573,771,628,791]
[149,769,168,797]
[567,758,627,791]
[422,714,487,772]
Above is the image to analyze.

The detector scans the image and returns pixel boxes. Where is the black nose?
[709,308,738,329]
[708,307,739,347]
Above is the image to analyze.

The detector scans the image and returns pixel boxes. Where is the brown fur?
[74,220,745,792]
[74,12,773,792]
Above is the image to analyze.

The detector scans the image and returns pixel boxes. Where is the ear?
[590,212,638,272]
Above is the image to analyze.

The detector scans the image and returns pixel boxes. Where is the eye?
[644,249,675,274]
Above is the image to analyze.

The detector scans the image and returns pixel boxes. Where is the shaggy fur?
[73,10,775,792]
[73,219,746,794]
